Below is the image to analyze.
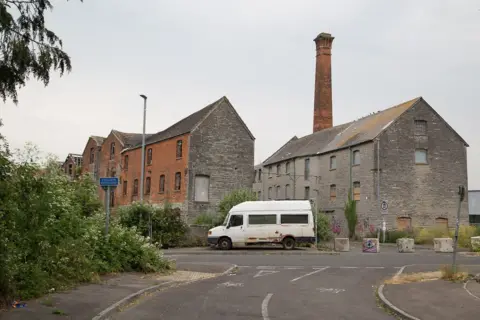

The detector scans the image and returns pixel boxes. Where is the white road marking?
[393,265,411,279]
[339,266,358,269]
[290,267,329,282]
[218,281,244,287]
[262,293,273,320]
[254,270,279,278]
[284,266,305,270]
[257,266,276,269]
[366,267,385,269]
[317,288,345,294]
[463,273,480,301]
[312,266,329,269]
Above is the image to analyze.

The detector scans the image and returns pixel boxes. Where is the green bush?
[218,188,258,222]
[385,230,412,243]
[344,192,357,239]
[0,140,170,303]
[194,212,223,229]
[117,202,188,248]
[316,212,333,242]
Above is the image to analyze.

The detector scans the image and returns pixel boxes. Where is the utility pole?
[452,185,466,274]
[139,94,152,240]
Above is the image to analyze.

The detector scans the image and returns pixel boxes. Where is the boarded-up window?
[397,217,412,231]
[147,148,153,165]
[435,217,448,230]
[330,184,336,201]
[133,179,138,195]
[281,214,308,224]
[285,184,291,199]
[176,140,183,158]
[352,150,360,165]
[415,149,428,164]
[174,172,181,191]
[110,142,115,160]
[330,156,336,170]
[124,155,129,170]
[276,186,280,199]
[304,186,310,200]
[268,187,272,199]
[123,180,128,195]
[353,182,361,201]
[249,214,277,225]
[194,175,209,202]
[159,175,165,193]
[145,177,151,194]
[414,120,427,136]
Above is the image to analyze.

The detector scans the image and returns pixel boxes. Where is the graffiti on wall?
[331,216,342,235]
[355,217,376,234]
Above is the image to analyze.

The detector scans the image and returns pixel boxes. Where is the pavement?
[379,265,480,320]
[1,246,479,320]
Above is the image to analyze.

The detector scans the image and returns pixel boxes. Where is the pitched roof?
[91,136,105,146]
[111,130,153,148]
[123,96,254,151]
[263,97,421,166]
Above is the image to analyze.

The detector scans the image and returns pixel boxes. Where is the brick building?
[81,136,105,182]
[81,96,254,221]
[61,153,83,180]
[253,32,469,236]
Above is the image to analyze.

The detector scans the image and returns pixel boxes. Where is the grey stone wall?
[186,101,255,221]
[378,99,469,229]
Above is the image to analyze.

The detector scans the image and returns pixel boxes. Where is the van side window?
[229,215,243,227]
[249,214,277,225]
[281,214,308,224]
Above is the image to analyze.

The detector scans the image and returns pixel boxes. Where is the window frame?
[228,214,244,228]
[330,156,336,170]
[415,149,428,164]
[248,214,277,225]
[285,184,290,200]
[89,147,95,164]
[268,187,272,199]
[123,180,128,196]
[330,184,336,201]
[280,214,309,224]
[194,175,210,202]
[159,174,165,194]
[124,155,129,170]
[414,120,427,136]
[275,185,280,199]
[145,177,151,194]
[147,148,153,165]
[110,142,115,160]
[174,172,181,191]
[133,179,139,196]
[304,186,310,200]
[353,181,361,201]
[176,140,183,158]
[285,161,290,174]
[352,150,360,166]
[304,158,310,180]
[276,163,281,176]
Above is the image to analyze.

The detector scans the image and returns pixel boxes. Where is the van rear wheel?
[218,237,232,250]
[282,237,296,250]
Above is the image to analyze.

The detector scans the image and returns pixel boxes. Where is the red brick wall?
[81,138,101,175]
[97,132,124,207]
[118,133,189,206]
[313,33,334,132]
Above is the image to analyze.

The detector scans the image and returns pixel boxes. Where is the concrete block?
[471,236,480,252]
[362,238,380,253]
[433,238,453,253]
[334,238,350,252]
[396,238,415,253]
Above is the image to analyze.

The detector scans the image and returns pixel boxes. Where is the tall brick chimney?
[313,32,334,132]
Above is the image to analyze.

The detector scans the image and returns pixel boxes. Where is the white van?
[207,200,315,250]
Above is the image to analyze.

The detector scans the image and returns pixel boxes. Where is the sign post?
[452,185,465,274]
[100,177,119,236]
[380,200,388,243]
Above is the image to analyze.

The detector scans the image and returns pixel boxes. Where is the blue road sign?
[99,177,119,187]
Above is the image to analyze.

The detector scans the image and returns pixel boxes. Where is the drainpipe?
[293,160,296,199]
[377,137,385,243]
[349,147,352,198]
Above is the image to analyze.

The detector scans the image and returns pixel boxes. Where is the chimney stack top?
[314,32,334,42]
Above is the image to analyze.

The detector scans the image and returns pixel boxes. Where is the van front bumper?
[207,237,219,245]
[296,237,316,244]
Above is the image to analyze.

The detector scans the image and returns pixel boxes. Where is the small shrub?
[344,192,357,239]
[449,225,478,249]
[414,226,450,244]
[218,188,257,222]
[386,230,412,243]
[316,212,332,242]
[440,264,469,282]
[194,212,223,229]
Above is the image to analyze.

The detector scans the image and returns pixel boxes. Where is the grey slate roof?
[263,97,422,166]
[91,136,105,146]
[112,130,153,148]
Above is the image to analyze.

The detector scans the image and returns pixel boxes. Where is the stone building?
[61,153,83,180]
[253,32,469,236]
[81,96,255,221]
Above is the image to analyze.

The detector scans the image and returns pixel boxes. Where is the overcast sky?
[1,0,479,188]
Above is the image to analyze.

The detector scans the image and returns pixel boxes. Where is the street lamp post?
[139,94,147,201]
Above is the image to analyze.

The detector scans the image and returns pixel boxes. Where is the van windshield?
[222,214,230,226]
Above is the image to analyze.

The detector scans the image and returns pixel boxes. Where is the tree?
[218,188,257,222]
[344,190,357,239]
[0,0,81,104]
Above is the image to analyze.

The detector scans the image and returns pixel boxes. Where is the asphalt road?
[111,249,480,320]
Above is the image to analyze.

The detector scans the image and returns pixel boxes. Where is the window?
[286,161,290,174]
[159,175,165,193]
[195,175,210,202]
[414,120,427,136]
[330,156,336,170]
[110,190,115,207]
[330,184,336,201]
[249,214,277,225]
[397,217,412,231]
[258,169,262,182]
[304,186,310,200]
[268,187,272,199]
[174,172,181,191]
[123,180,128,195]
[147,148,153,165]
[258,191,261,200]
[68,164,73,175]
[281,214,308,224]
[229,214,243,227]
[268,166,272,177]
[353,181,360,201]
[145,177,151,194]
[435,217,448,230]
[304,158,310,180]
[110,142,115,160]
[415,149,428,164]
[133,179,138,195]
[176,140,183,158]
[276,164,281,176]
[285,184,291,199]
[352,150,360,165]
[276,186,280,199]
[124,155,129,170]
[89,147,94,164]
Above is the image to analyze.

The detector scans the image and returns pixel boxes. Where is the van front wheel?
[282,237,296,250]
[218,237,232,250]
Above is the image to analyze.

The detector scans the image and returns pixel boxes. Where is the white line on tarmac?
[257,266,277,269]
[463,273,480,301]
[290,267,329,282]
[339,266,358,269]
[366,267,385,269]
[261,293,273,320]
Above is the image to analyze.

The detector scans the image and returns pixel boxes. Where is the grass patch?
[52,308,67,315]
[384,271,442,284]
[440,265,470,282]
